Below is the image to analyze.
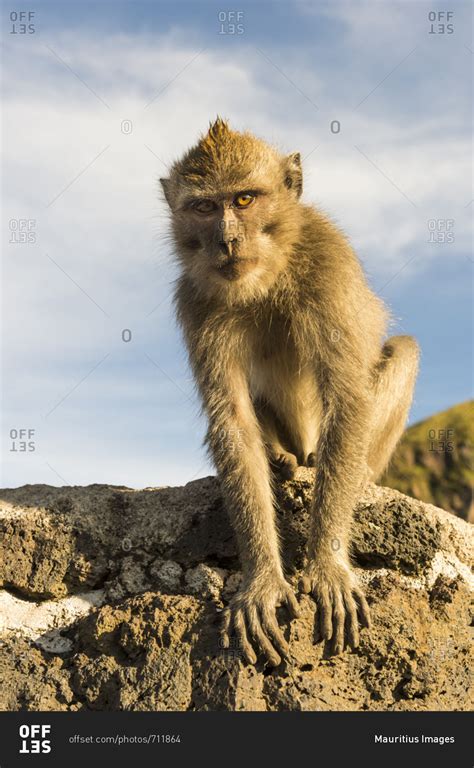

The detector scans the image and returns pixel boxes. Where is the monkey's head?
[160,118,303,304]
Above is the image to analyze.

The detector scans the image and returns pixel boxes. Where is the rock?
[149,559,183,592]
[184,564,226,601]
[0,470,472,711]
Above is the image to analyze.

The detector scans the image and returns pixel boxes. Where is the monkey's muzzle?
[215,257,259,281]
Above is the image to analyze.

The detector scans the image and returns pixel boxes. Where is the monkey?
[160,118,419,666]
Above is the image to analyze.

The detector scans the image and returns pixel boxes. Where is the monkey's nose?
[218,240,235,257]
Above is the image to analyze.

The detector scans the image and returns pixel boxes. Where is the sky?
[1,0,472,489]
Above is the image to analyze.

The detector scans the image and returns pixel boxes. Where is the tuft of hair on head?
[160,119,232,202]
[172,116,236,184]
[201,116,231,149]
[196,115,233,164]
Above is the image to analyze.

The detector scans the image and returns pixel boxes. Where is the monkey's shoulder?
[295,207,361,274]
[289,208,379,306]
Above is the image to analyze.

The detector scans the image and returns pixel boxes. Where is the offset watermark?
[428,428,454,452]
[121,119,133,135]
[217,10,244,35]
[9,428,36,452]
[9,218,36,243]
[218,636,243,658]
[19,724,51,754]
[9,10,35,34]
[428,10,454,34]
[218,219,245,243]
[427,219,455,244]
[219,428,245,452]
[427,636,455,662]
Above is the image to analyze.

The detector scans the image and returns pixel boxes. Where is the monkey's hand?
[299,560,370,654]
[221,575,300,666]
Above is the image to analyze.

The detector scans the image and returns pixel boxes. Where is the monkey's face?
[174,185,284,283]
[161,120,304,303]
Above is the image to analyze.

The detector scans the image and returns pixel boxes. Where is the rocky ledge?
[0,470,472,711]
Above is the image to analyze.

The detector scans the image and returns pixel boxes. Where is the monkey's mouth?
[215,257,259,281]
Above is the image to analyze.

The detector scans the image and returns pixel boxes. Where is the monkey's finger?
[247,606,281,667]
[246,606,281,666]
[317,585,333,641]
[354,589,371,629]
[260,608,290,660]
[331,591,345,655]
[284,589,300,619]
[220,608,232,648]
[233,608,257,665]
[343,593,360,649]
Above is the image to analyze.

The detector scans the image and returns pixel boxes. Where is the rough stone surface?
[0,470,472,711]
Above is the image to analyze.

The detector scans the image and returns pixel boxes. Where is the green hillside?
[381,401,473,522]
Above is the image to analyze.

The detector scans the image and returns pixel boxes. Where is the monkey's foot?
[270,451,298,481]
[299,562,370,654]
[220,576,300,666]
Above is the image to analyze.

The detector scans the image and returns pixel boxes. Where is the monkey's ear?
[160,178,172,206]
[283,152,303,198]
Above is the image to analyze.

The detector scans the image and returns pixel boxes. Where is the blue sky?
[1,0,472,488]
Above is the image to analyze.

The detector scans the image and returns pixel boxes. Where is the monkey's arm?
[181,308,299,666]
[301,354,372,654]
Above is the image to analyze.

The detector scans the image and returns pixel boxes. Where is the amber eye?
[234,193,255,208]
[193,199,217,214]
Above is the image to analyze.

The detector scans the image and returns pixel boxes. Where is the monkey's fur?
[161,118,419,666]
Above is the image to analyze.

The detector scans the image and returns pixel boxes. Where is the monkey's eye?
[192,199,217,214]
[234,193,255,208]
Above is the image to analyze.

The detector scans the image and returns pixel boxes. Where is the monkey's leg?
[196,364,299,667]
[367,335,419,480]
[301,337,419,654]
[254,398,298,480]
[299,366,373,654]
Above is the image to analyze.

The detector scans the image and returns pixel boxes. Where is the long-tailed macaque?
[160,118,419,666]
